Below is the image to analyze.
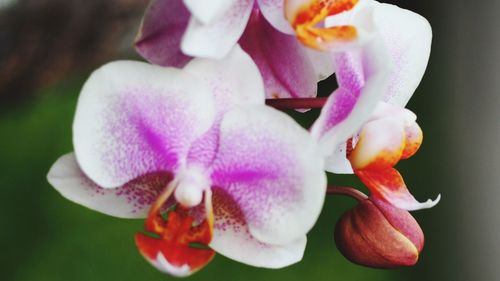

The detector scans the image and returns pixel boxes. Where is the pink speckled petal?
[210,188,306,268]
[325,0,432,106]
[311,39,391,160]
[73,61,216,188]
[240,10,317,99]
[185,46,265,167]
[210,106,326,245]
[372,2,432,106]
[257,0,294,34]
[181,0,253,59]
[135,0,191,67]
[47,153,173,218]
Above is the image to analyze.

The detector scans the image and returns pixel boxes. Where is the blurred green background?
[1,1,498,281]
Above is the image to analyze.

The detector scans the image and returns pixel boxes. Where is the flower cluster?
[48,0,439,277]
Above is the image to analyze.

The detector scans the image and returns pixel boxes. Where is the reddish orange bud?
[335,198,424,268]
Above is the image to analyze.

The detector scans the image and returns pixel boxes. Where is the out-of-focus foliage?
[0,0,148,105]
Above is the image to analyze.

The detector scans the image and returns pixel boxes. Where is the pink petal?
[73,61,216,188]
[47,153,173,218]
[210,106,326,245]
[240,10,317,99]
[326,0,432,106]
[311,39,391,159]
[210,188,306,268]
[181,0,254,59]
[135,0,191,67]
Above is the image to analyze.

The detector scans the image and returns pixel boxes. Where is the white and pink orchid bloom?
[292,0,437,210]
[135,0,335,99]
[47,46,327,276]
[307,0,432,171]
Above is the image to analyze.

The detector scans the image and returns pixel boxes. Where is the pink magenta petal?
[210,106,326,245]
[47,153,174,218]
[135,0,191,67]
[311,39,391,160]
[210,188,306,267]
[240,9,317,99]
[181,0,254,59]
[73,61,216,188]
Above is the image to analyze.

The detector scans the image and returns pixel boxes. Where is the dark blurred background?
[0,0,498,281]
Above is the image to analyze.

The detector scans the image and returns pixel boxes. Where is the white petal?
[257,0,294,34]
[184,45,265,111]
[183,0,237,24]
[210,187,306,268]
[324,143,354,174]
[181,0,253,59]
[306,48,335,81]
[373,2,432,106]
[73,60,216,188]
[47,153,170,218]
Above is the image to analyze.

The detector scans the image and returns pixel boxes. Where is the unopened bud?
[335,199,424,268]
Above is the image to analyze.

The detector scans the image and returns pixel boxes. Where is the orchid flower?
[285,0,438,209]
[135,0,339,99]
[47,46,327,276]
[296,0,432,161]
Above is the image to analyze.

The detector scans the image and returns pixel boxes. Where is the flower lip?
[136,178,215,277]
[154,253,192,277]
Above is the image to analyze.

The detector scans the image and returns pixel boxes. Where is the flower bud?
[335,198,424,268]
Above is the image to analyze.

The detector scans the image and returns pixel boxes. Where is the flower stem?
[265,97,327,109]
[327,186,368,202]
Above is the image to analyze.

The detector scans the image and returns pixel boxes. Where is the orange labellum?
[136,207,215,275]
[289,0,359,50]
